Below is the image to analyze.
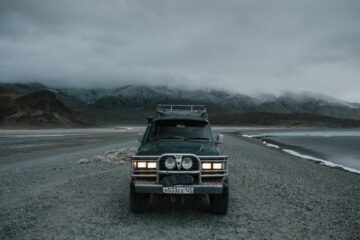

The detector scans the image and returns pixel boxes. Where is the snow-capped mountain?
[55,84,360,120]
[1,82,360,126]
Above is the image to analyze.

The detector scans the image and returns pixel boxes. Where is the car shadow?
[147,194,211,214]
[108,184,216,224]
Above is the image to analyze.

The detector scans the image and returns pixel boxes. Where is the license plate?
[163,186,194,194]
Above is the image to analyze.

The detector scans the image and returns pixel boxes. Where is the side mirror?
[216,134,224,144]
[138,133,144,143]
[147,117,153,123]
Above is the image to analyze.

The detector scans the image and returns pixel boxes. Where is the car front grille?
[159,155,200,171]
[131,154,228,183]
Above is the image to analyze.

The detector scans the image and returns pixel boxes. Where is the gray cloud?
[0,0,360,101]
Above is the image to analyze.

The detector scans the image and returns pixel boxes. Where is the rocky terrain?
[1,82,360,127]
[0,86,83,127]
[0,129,359,239]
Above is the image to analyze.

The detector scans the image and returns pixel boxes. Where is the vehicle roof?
[155,112,208,122]
[155,104,208,122]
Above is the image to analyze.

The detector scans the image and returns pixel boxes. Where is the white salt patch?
[265,143,280,149]
[341,166,360,174]
[282,149,360,174]
[241,134,253,138]
[282,149,324,162]
[249,130,360,138]
[258,140,280,149]
[79,158,91,164]
[79,147,137,165]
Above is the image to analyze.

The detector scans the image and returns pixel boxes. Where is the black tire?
[210,180,229,215]
[130,181,149,213]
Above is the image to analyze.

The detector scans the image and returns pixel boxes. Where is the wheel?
[210,180,229,215]
[130,181,149,213]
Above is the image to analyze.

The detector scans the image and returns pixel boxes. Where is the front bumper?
[133,180,224,194]
[131,154,228,195]
[131,154,228,182]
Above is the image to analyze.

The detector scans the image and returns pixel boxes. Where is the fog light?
[147,162,157,169]
[182,157,193,170]
[165,157,176,170]
[137,161,147,168]
[202,163,211,170]
[212,163,223,170]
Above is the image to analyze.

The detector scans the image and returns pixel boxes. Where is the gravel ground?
[0,130,359,239]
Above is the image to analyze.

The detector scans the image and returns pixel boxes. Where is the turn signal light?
[133,161,157,169]
[201,162,223,170]
[212,163,223,170]
[202,163,212,169]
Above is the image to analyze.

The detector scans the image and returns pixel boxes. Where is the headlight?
[137,161,147,169]
[182,157,193,170]
[201,162,223,170]
[202,163,212,170]
[165,157,176,170]
[133,161,157,169]
[147,162,157,169]
[212,163,223,170]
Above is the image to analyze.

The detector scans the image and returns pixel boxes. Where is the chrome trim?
[134,183,224,194]
[200,159,227,162]
[131,156,158,160]
[155,153,202,184]
[131,169,157,173]
[131,174,157,178]
[133,155,228,159]
[158,170,200,174]
[201,174,227,178]
[131,153,228,183]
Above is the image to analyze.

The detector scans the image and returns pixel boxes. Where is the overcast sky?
[0,0,360,101]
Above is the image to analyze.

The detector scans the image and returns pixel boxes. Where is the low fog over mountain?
[1,1,360,102]
[1,1,359,126]
[1,82,360,127]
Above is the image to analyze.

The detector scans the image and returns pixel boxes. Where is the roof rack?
[156,104,208,119]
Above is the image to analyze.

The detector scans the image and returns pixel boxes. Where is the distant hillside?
[1,82,360,127]
[0,88,84,127]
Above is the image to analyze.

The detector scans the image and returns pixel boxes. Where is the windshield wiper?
[184,137,210,141]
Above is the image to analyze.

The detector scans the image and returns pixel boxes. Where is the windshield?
[148,120,213,141]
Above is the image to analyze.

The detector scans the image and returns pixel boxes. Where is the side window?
[142,124,152,143]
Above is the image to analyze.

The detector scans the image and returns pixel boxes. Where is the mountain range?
[1,82,360,128]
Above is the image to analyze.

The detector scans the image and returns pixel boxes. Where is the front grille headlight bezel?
[212,163,223,170]
[201,162,223,170]
[202,162,212,170]
[164,157,176,170]
[147,162,157,169]
[133,161,157,169]
[181,157,193,170]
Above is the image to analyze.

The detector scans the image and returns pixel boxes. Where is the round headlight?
[164,157,176,170]
[182,157,193,170]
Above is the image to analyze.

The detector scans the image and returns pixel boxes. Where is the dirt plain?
[0,128,359,239]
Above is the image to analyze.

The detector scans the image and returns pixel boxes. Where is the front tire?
[130,181,149,213]
[210,180,229,215]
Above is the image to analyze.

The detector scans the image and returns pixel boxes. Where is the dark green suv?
[130,105,229,214]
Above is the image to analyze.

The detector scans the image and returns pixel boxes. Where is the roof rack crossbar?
[156,104,208,119]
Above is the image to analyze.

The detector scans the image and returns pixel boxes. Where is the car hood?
[137,140,220,156]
